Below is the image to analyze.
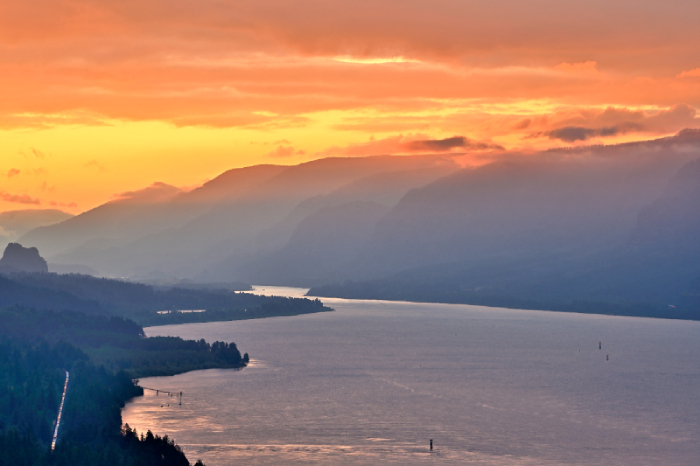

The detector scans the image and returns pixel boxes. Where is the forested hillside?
[18,154,457,280]
[310,144,700,318]
[0,307,251,465]
[0,272,331,326]
[0,307,249,377]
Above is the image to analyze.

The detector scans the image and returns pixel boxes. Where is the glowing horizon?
[1,0,700,214]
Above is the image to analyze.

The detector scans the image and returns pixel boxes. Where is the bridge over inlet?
[140,386,184,405]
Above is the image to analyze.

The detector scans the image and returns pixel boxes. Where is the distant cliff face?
[0,243,48,273]
[629,157,700,254]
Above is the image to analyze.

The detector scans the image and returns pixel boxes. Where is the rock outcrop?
[0,243,49,273]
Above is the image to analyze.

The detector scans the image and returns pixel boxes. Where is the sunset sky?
[2,0,700,213]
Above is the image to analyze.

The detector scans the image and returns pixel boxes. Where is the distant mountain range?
[11,130,700,314]
[0,209,73,243]
[310,132,700,315]
[0,242,327,325]
[18,154,458,280]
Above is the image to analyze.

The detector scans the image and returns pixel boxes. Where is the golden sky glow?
[2,0,700,213]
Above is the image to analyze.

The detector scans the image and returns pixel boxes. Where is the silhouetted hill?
[172,154,458,280]
[0,243,48,273]
[11,133,700,319]
[0,272,330,325]
[19,183,184,258]
[0,274,102,314]
[237,201,391,286]
[0,209,72,244]
[629,157,700,255]
[21,154,457,279]
[19,166,286,277]
[250,164,458,255]
[207,164,458,282]
[348,146,695,280]
[310,148,700,318]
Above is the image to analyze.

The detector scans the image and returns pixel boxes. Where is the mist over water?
[123,287,700,465]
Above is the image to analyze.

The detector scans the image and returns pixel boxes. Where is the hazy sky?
[2,0,700,213]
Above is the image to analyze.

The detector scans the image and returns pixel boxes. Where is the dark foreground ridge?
[0,266,332,327]
[0,306,249,466]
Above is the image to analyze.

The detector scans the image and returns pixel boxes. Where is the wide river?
[123,286,700,465]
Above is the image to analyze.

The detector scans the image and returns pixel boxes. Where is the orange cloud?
[266,145,305,158]
[0,191,41,205]
[84,160,108,172]
[0,0,699,131]
[525,104,698,142]
[7,168,20,178]
[1,0,700,214]
[555,61,598,73]
[678,68,700,78]
[112,182,182,202]
[530,123,643,143]
[41,181,56,192]
[49,200,78,208]
[315,134,502,158]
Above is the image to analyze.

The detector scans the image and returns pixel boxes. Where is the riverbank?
[0,306,254,465]
[308,281,699,321]
[125,289,700,466]
[0,272,334,327]
[137,296,332,327]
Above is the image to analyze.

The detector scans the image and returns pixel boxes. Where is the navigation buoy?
[430,439,433,451]
[599,342,601,350]
[606,354,609,361]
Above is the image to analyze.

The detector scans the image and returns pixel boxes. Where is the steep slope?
[0,243,48,273]
[41,155,457,278]
[231,201,391,286]
[608,156,700,302]
[310,139,700,313]
[19,183,184,257]
[21,165,286,272]
[0,274,102,314]
[628,157,700,255]
[252,164,459,253]
[350,148,691,279]
[184,154,457,258]
[0,209,73,245]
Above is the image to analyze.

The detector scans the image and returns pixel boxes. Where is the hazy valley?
[10,131,700,319]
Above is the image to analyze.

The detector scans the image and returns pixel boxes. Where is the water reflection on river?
[123,287,700,465]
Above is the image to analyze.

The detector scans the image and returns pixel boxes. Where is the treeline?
[0,272,332,325]
[309,279,700,321]
[0,274,100,315]
[89,337,249,378]
[140,297,328,326]
[0,307,143,347]
[0,306,254,465]
[0,307,248,378]
[0,337,203,466]
[0,339,83,444]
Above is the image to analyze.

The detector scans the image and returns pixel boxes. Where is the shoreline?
[306,289,699,322]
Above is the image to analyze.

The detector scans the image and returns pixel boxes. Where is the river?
[122,286,700,465]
